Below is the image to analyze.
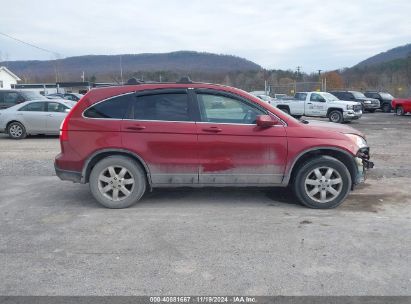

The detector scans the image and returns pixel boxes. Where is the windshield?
[20,91,44,100]
[380,92,394,100]
[320,92,340,101]
[351,91,366,99]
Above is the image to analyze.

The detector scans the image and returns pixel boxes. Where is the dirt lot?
[0,112,410,295]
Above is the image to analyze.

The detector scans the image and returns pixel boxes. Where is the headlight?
[346,134,368,149]
[346,105,354,110]
[364,100,371,104]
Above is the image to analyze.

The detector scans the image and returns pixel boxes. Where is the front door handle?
[202,126,222,133]
[126,125,146,131]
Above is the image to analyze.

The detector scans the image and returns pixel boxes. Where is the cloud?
[0,0,410,72]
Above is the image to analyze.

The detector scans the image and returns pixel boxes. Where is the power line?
[0,31,59,56]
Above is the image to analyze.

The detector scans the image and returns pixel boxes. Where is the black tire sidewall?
[329,110,343,123]
[293,156,352,209]
[396,107,404,116]
[89,156,146,209]
[7,122,27,139]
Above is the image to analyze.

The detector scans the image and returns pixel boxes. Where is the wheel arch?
[6,120,25,130]
[81,148,152,187]
[276,105,290,112]
[284,147,357,188]
[326,107,343,116]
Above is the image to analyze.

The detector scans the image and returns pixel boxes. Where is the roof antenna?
[177,76,193,84]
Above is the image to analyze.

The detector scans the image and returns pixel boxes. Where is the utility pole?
[81,71,85,82]
[296,66,302,81]
[318,70,322,90]
[120,55,124,85]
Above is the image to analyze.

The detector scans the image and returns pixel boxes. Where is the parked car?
[391,98,411,116]
[47,93,84,101]
[329,91,380,112]
[274,94,293,100]
[364,91,394,112]
[0,89,45,109]
[54,80,373,209]
[0,99,74,139]
[249,92,275,104]
[272,91,362,123]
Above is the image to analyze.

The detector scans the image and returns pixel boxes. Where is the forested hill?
[0,51,261,82]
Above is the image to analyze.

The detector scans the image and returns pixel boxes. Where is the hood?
[330,99,361,106]
[358,97,379,102]
[304,120,364,138]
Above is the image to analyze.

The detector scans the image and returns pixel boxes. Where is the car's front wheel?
[328,110,343,123]
[7,122,27,139]
[293,156,352,209]
[395,106,405,116]
[89,155,146,208]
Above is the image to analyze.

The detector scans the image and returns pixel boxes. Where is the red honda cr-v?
[55,79,373,209]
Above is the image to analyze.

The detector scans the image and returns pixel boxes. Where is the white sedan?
[0,99,74,139]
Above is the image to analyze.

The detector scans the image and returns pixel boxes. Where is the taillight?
[60,116,69,141]
[59,101,81,142]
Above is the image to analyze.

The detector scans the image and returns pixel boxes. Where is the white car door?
[17,102,48,132]
[305,93,327,117]
[45,102,70,133]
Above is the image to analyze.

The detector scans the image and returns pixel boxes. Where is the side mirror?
[65,108,71,113]
[256,115,278,127]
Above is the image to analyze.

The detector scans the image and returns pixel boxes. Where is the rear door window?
[131,93,191,121]
[4,92,20,106]
[19,102,47,112]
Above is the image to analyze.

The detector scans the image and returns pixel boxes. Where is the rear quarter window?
[84,94,134,119]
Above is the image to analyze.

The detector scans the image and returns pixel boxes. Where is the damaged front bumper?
[355,147,374,184]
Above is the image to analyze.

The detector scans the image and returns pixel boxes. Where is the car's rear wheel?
[7,122,27,139]
[89,155,146,208]
[328,110,343,123]
[381,103,391,113]
[396,106,405,116]
[293,156,352,209]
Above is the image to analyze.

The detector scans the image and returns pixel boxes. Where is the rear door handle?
[126,125,146,131]
[202,126,222,133]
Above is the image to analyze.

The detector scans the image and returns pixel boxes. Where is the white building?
[0,66,21,89]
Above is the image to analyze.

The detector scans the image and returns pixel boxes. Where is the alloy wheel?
[97,165,135,201]
[304,167,343,203]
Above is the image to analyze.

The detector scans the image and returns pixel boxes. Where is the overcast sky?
[0,0,410,72]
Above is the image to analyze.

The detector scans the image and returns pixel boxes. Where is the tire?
[328,110,343,123]
[89,155,146,208]
[292,115,302,119]
[368,109,376,113]
[7,122,27,139]
[395,106,405,116]
[381,103,391,113]
[292,156,352,209]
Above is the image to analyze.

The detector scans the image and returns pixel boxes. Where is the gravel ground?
[0,112,410,295]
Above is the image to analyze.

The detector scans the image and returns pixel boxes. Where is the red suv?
[55,79,374,209]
